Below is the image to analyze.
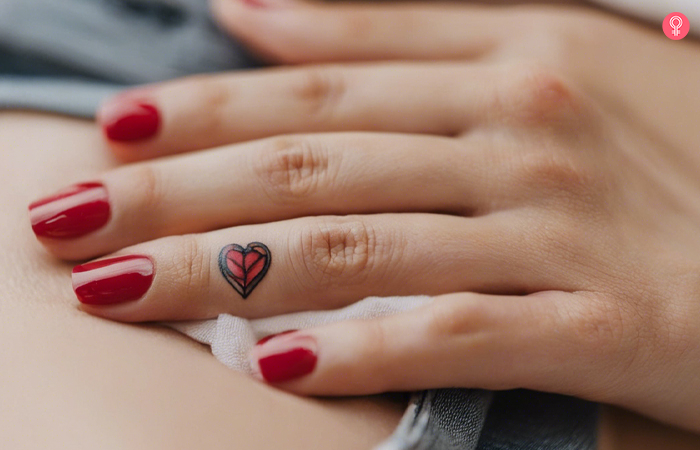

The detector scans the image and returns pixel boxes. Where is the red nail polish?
[72,255,154,305]
[100,98,160,142]
[255,334,317,383]
[256,330,298,346]
[258,348,317,383]
[29,182,110,239]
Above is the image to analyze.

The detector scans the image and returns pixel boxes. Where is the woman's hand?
[2,112,404,450]
[99,0,700,161]
[28,0,700,436]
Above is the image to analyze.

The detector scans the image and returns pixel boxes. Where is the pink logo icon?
[663,12,690,40]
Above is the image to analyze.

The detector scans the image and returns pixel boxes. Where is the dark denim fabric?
[0,1,598,448]
[378,390,596,450]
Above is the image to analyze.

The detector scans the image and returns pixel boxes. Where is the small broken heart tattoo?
[218,242,271,299]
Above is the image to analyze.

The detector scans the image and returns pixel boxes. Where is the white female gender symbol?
[670,15,683,37]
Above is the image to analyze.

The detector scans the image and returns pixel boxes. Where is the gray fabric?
[378,390,494,450]
[0,0,257,84]
[379,390,597,450]
[0,76,121,117]
[477,391,598,450]
[0,1,599,448]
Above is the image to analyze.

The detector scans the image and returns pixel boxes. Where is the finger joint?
[257,137,332,203]
[291,67,348,124]
[295,219,389,291]
[171,235,211,299]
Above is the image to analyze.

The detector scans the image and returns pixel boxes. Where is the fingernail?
[99,95,161,142]
[252,332,317,383]
[29,182,110,239]
[72,255,154,305]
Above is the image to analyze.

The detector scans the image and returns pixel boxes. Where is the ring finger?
[72,212,573,323]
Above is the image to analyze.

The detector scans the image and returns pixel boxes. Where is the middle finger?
[30,133,507,260]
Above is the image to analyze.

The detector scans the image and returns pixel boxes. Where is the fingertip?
[28,182,112,257]
[71,255,155,306]
[250,331,318,384]
[97,88,166,162]
[98,93,162,143]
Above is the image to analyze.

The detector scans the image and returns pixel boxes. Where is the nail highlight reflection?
[29,182,110,239]
[252,332,318,383]
[72,255,154,305]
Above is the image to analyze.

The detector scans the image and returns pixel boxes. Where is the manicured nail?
[99,95,160,142]
[252,332,317,383]
[72,255,154,305]
[29,182,110,239]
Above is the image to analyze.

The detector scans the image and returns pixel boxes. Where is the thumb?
[249,292,629,403]
[209,0,499,64]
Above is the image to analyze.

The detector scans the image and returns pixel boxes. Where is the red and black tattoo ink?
[218,242,271,299]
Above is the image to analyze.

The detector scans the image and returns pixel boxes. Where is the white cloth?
[168,296,432,373]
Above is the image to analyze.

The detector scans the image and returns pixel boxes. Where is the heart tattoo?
[218,242,271,299]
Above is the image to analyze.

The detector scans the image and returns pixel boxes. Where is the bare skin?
[3,1,697,448]
[49,0,700,434]
[0,112,404,449]
[4,115,700,450]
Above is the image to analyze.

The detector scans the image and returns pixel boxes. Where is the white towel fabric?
[168,296,432,374]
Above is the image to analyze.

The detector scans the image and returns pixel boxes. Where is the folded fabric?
[168,296,433,374]
[169,297,597,450]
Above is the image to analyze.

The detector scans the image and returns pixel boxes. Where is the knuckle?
[501,63,587,126]
[256,137,331,203]
[181,75,234,138]
[171,235,211,297]
[290,67,347,122]
[425,295,488,338]
[295,219,389,290]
